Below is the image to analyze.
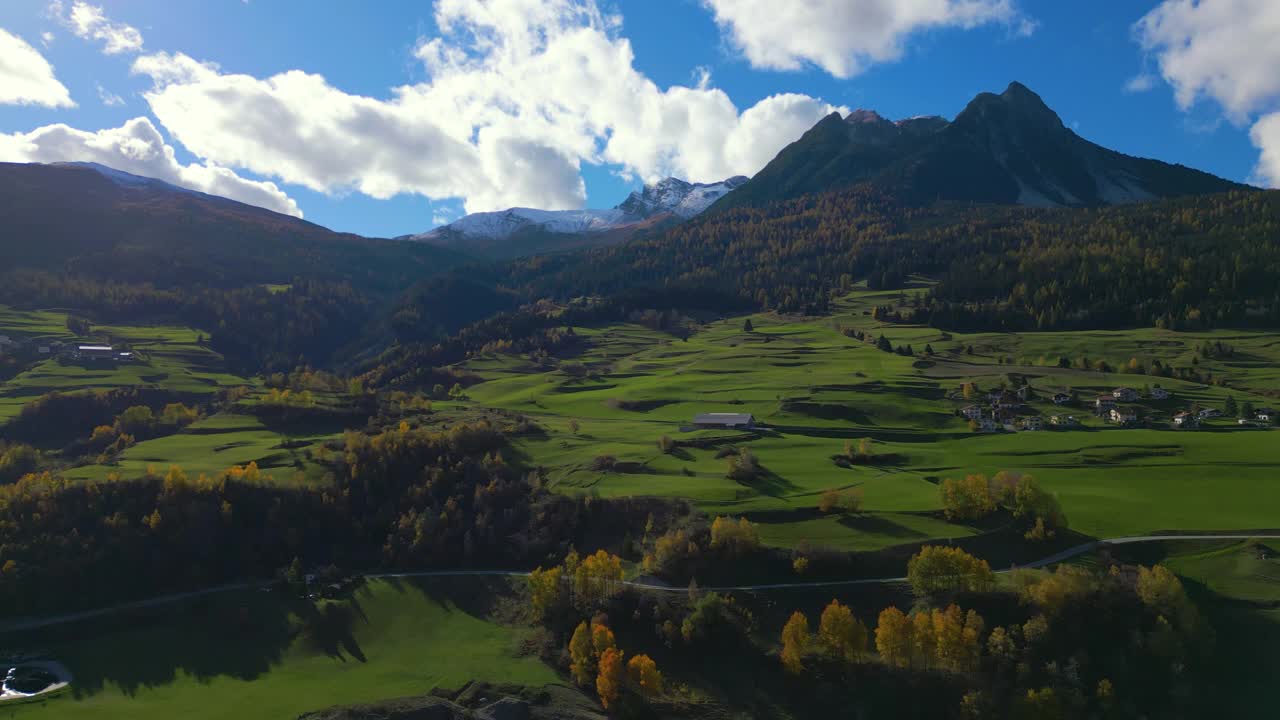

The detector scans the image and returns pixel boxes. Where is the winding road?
[2,534,1276,634]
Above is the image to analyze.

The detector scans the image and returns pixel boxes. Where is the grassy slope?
[9,579,555,720]
[61,413,339,484]
[0,306,249,423]
[455,287,1280,550]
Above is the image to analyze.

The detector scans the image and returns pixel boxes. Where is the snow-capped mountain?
[400,175,748,258]
[615,176,749,219]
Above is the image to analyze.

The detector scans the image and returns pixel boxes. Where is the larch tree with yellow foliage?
[780,611,810,674]
[817,599,867,663]
[568,621,594,686]
[874,606,912,668]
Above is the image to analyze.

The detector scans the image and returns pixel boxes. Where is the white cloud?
[0,27,74,107]
[701,0,1030,78]
[41,31,54,47]
[1133,0,1280,188]
[0,117,302,216]
[51,0,143,55]
[1250,113,1280,187]
[1134,0,1280,120]
[96,83,124,106]
[1124,72,1155,94]
[129,0,843,214]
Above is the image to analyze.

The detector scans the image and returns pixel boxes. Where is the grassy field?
[0,306,250,424]
[61,413,340,484]
[6,578,556,720]
[452,287,1280,551]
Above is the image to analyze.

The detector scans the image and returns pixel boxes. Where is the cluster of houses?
[0,336,135,364]
[958,380,1274,433]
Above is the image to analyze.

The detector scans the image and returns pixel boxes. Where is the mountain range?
[398,176,748,259]
[712,82,1248,212]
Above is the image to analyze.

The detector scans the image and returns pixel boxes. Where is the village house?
[1149,387,1170,400]
[977,417,1000,432]
[1050,414,1080,428]
[1110,406,1138,425]
[1173,412,1198,428]
[991,390,1020,409]
[1256,409,1275,423]
[1052,392,1071,405]
[1094,395,1116,415]
[1021,416,1044,431]
[961,405,984,420]
[1112,387,1138,402]
[1197,407,1222,420]
[692,413,755,430]
[1015,385,1032,401]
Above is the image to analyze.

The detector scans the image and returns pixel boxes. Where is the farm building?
[1021,416,1044,431]
[1094,395,1116,414]
[692,413,755,429]
[1112,387,1138,402]
[1173,412,1198,428]
[1050,415,1080,427]
[1150,387,1170,400]
[76,344,116,361]
[1052,392,1071,405]
[961,405,984,420]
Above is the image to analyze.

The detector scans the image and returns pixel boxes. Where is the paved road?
[3,534,1276,633]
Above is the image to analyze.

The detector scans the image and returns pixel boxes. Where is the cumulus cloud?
[51,0,143,54]
[0,117,302,216]
[1124,72,1156,94]
[0,27,74,107]
[1133,0,1280,187]
[129,0,843,213]
[1134,0,1280,119]
[1250,113,1280,187]
[701,0,1030,78]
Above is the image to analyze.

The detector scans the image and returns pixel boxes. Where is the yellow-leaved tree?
[596,647,625,709]
[817,599,867,663]
[568,621,594,686]
[627,653,663,699]
[780,611,810,674]
[874,606,912,668]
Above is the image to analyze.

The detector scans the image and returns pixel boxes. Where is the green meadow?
[61,413,340,484]
[456,287,1280,549]
[7,578,555,720]
[0,306,250,424]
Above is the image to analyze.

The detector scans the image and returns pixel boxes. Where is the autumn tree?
[527,566,564,619]
[874,606,912,668]
[627,654,663,698]
[940,474,997,520]
[573,550,624,606]
[596,647,625,709]
[569,621,594,685]
[780,611,810,674]
[709,516,760,556]
[907,546,995,598]
[817,599,867,663]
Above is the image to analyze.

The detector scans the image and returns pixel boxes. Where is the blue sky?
[1,1,1277,237]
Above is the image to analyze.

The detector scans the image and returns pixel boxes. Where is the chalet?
[1021,416,1044,431]
[1256,409,1275,423]
[1052,392,1072,405]
[692,413,755,430]
[1112,387,1138,402]
[977,417,1000,432]
[991,391,1020,409]
[961,405,984,420]
[1050,415,1080,428]
[1197,408,1222,420]
[1149,387,1170,400]
[1173,412,1198,428]
[1110,406,1138,425]
[76,344,115,361]
[1094,395,1116,414]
